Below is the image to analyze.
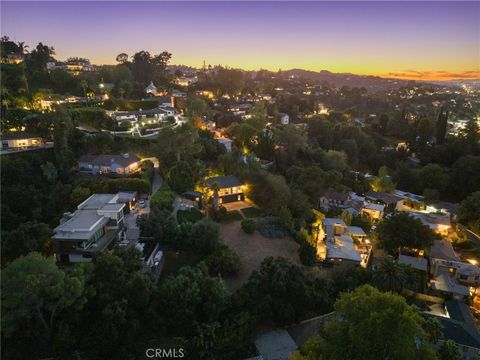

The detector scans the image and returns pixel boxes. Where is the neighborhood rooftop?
[205,175,243,188]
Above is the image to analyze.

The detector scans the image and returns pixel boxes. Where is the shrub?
[177,208,203,225]
[190,218,221,254]
[256,217,289,238]
[241,218,256,234]
[150,183,175,211]
[299,241,317,266]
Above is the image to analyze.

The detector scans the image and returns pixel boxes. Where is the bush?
[150,183,175,211]
[299,241,317,266]
[207,245,241,276]
[190,218,221,254]
[256,217,289,238]
[208,205,227,222]
[241,218,256,234]
[177,208,203,224]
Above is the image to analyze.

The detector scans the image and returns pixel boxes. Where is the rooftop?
[1,132,42,140]
[430,240,460,262]
[78,194,117,210]
[398,254,428,272]
[363,203,385,212]
[78,154,141,168]
[254,329,298,360]
[53,210,108,240]
[365,190,403,205]
[327,235,362,263]
[205,175,243,189]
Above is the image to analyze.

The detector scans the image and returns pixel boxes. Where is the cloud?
[382,70,480,80]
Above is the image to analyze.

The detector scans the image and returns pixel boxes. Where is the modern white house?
[1,132,44,149]
[53,194,126,264]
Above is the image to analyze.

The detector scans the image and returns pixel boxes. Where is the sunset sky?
[1,1,479,80]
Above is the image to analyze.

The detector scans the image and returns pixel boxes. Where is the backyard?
[220,220,301,291]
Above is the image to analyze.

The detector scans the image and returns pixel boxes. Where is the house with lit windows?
[205,175,246,204]
[53,194,126,264]
[78,153,141,175]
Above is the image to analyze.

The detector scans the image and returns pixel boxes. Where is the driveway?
[220,221,301,291]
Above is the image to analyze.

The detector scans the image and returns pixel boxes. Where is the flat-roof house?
[1,132,44,149]
[429,240,480,298]
[53,193,126,264]
[361,202,385,220]
[205,175,245,204]
[78,153,141,175]
[409,211,451,236]
[318,218,368,266]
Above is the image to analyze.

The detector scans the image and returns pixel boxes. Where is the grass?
[177,208,204,224]
[241,207,264,218]
[223,210,243,222]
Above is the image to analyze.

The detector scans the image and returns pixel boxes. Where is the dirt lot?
[220,220,301,292]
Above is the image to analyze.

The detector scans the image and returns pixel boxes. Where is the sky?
[1,1,479,80]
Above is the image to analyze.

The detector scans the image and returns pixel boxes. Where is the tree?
[190,218,221,254]
[2,253,92,349]
[415,164,449,195]
[450,156,480,201]
[168,161,195,194]
[378,113,389,134]
[115,53,128,64]
[274,124,307,159]
[438,340,459,360]
[373,256,411,293]
[241,218,256,234]
[423,316,443,343]
[302,285,435,360]
[231,122,257,148]
[435,108,448,145]
[1,222,52,264]
[375,213,436,254]
[52,106,74,176]
[235,257,330,325]
[458,191,480,234]
[206,245,241,276]
[372,166,395,192]
[250,172,291,212]
[416,117,434,150]
[158,264,229,336]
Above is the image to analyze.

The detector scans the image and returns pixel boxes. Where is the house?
[205,175,246,204]
[117,191,138,213]
[361,202,385,220]
[145,81,158,96]
[280,113,290,125]
[108,107,175,126]
[182,191,203,208]
[409,211,452,236]
[428,300,480,357]
[216,137,233,152]
[1,132,44,149]
[318,190,350,210]
[254,329,298,360]
[318,218,369,266]
[429,240,480,298]
[364,190,404,213]
[78,153,142,175]
[53,194,126,264]
[398,254,428,272]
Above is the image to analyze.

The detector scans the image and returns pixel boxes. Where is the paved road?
[152,168,162,194]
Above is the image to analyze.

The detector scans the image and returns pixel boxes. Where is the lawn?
[241,207,264,218]
[219,221,301,291]
[177,208,204,224]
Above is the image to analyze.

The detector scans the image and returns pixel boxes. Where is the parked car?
[139,199,146,208]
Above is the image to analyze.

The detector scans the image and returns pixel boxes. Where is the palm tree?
[211,182,220,211]
[373,256,410,293]
[80,80,88,105]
